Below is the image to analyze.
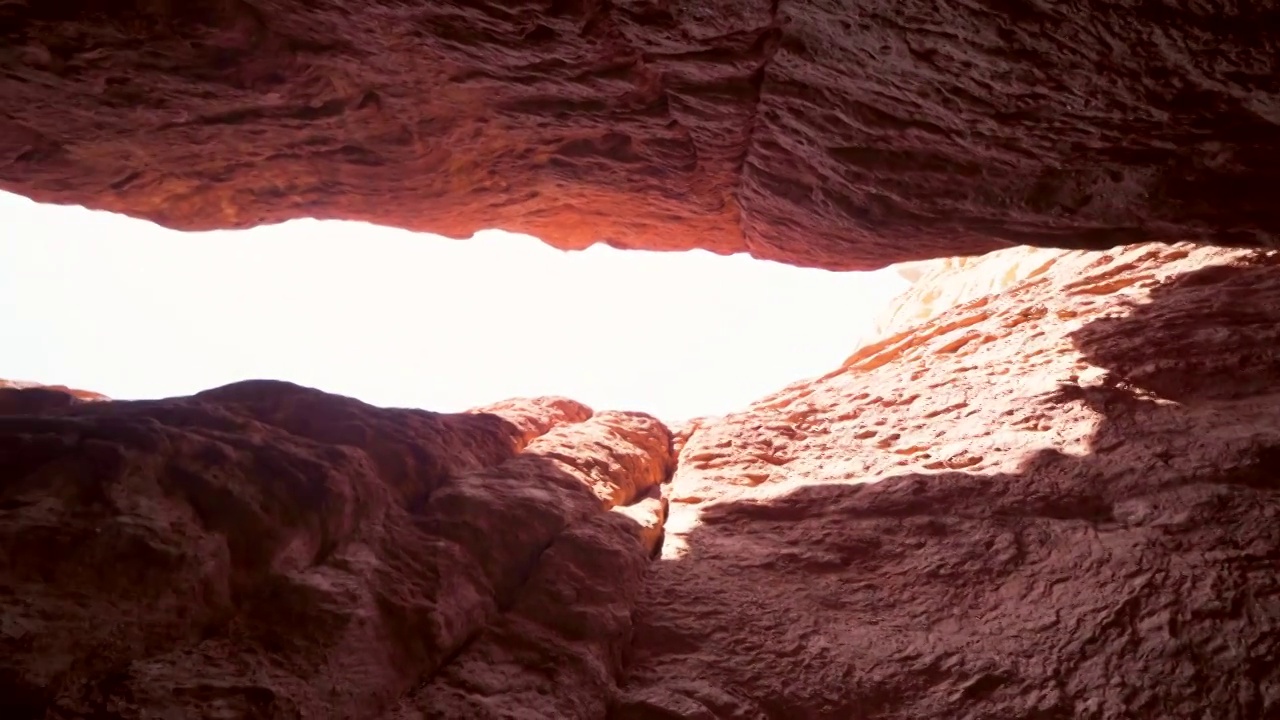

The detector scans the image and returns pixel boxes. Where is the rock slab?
[0,383,673,718]
[4,2,1280,267]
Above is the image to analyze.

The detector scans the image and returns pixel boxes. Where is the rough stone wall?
[635,243,1280,718]
[0,378,108,407]
[4,1,1280,268]
[0,383,673,718]
[867,245,1066,346]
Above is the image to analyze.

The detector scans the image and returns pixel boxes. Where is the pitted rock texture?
[627,243,1280,718]
[0,382,674,718]
[4,2,1280,268]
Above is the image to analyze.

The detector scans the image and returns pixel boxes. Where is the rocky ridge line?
[622,242,1280,718]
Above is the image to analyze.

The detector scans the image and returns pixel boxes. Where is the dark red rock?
[0,381,672,718]
[3,2,1280,268]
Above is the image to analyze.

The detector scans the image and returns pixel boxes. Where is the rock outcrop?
[635,242,1280,718]
[0,384,673,718]
[5,243,1280,718]
[4,2,1280,268]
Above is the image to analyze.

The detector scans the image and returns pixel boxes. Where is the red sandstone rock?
[6,245,1280,718]
[467,396,595,450]
[0,381,672,718]
[4,3,1280,267]
[868,245,1065,345]
[0,378,108,399]
[626,243,1280,718]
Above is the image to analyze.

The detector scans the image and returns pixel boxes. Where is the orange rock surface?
[868,245,1065,344]
[633,243,1280,717]
[5,243,1280,717]
[4,3,1280,268]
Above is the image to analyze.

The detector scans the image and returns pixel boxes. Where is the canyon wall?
[4,241,1280,717]
[867,245,1065,344]
[0,385,673,718]
[4,2,1280,268]
[639,242,1280,717]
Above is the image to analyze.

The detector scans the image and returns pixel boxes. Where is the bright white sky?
[0,190,909,421]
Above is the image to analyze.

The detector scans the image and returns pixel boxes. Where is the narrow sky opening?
[1,191,909,421]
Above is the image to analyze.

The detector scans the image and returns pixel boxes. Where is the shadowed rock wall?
[0,384,673,718]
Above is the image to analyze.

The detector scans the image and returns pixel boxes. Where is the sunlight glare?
[0,191,910,421]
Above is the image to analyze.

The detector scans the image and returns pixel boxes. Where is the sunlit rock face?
[638,243,1280,717]
[867,245,1066,344]
[3,2,1280,269]
[5,244,1280,718]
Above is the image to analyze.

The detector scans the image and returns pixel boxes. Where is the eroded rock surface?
[7,243,1280,719]
[0,383,673,718]
[629,243,1280,718]
[4,2,1280,267]
[868,245,1065,344]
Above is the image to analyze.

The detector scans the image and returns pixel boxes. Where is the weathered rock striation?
[5,243,1280,718]
[4,2,1280,268]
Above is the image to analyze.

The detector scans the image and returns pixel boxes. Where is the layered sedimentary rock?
[4,2,1280,268]
[5,243,1280,718]
[0,384,673,718]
